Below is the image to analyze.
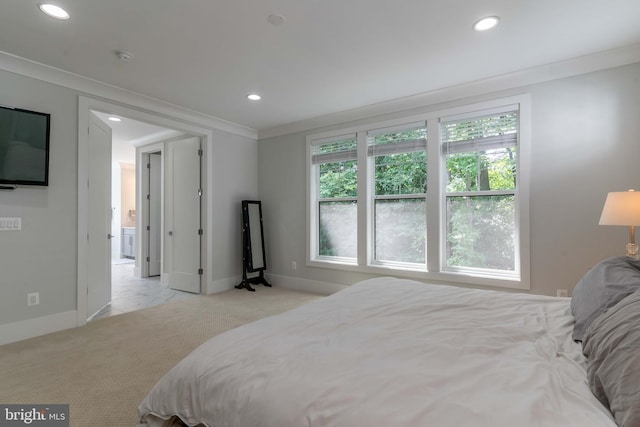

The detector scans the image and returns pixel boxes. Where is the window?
[368,122,427,266]
[307,96,529,289]
[441,107,519,276]
[311,135,358,261]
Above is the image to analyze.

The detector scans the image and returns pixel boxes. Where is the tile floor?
[90,260,199,321]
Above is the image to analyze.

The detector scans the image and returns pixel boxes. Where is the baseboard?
[206,274,347,296]
[265,273,347,295]
[206,276,241,294]
[0,310,77,346]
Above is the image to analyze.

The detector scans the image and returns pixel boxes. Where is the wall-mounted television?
[0,104,50,187]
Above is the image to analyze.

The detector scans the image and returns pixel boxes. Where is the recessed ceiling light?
[247,94,262,101]
[39,4,70,20]
[108,117,122,122]
[473,16,500,31]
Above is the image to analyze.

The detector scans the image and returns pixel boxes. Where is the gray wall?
[258,62,640,296]
[0,69,78,324]
[211,128,258,283]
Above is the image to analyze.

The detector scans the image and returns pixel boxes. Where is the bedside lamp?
[599,189,640,259]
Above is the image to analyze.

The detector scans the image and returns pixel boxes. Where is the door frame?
[145,151,163,278]
[77,96,214,327]
[138,143,164,279]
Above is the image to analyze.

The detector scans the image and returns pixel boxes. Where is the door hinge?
[198,188,202,197]
[146,256,150,262]
[198,228,203,235]
[198,268,203,275]
[198,149,203,156]
[146,225,150,231]
[147,163,151,169]
[146,194,150,200]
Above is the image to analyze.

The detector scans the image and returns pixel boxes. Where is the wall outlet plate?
[27,292,39,306]
[556,289,569,297]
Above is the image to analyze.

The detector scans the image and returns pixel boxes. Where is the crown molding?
[129,129,184,147]
[0,50,257,140]
[258,43,640,140]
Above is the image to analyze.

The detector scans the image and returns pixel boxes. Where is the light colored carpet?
[0,286,323,427]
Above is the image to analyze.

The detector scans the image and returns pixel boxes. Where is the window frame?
[439,105,521,279]
[306,95,530,290]
[308,132,359,265]
[367,121,428,269]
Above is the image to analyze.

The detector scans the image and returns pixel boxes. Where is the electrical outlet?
[27,292,39,306]
[291,261,297,270]
[556,289,569,298]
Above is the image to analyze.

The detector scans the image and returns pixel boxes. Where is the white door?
[148,153,162,276]
[165,137,201,293]
[87,112,112,318]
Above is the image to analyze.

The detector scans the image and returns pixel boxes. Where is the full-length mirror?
[246,202,265,271]
[236,200,271,291]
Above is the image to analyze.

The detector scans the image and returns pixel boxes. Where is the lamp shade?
[599,190,640,226]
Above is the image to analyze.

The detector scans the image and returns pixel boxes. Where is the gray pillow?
[570,256,640,341]
[582,289,640,427]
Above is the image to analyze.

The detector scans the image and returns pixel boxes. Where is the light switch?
[0,217,21,231]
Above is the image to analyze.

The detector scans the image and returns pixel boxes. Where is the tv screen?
[0,105,50,186]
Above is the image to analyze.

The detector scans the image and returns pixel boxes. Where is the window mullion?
[445,190,515,198]
[318,196,357,203]
[426,118,441,273]
[357,131,369,267]
[374,194,426,201]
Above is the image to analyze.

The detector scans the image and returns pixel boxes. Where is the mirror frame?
[242,200,267,272]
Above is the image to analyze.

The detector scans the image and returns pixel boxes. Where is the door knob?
[107,233,113,240]
[168,231,173,236]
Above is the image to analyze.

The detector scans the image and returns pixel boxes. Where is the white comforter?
[138,277,616,427]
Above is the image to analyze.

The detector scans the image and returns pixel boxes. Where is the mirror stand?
[235,266,270,292]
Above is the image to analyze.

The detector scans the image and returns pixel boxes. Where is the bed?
[138,270,640,427]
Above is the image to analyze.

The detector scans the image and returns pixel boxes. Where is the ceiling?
[93,111,181,146]
[1,0,640,134]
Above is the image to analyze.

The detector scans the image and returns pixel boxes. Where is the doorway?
[86,111,202,321]
[78,96,213,326]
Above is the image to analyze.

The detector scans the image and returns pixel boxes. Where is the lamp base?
[626,243,639,260]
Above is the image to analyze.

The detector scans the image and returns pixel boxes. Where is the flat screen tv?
[0,104,50,187]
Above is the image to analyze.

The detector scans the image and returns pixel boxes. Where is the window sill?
[307,259,529,291]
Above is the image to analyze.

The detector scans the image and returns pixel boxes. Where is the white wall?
[0,68,259,343]
[210,129,258,288]
[258,62,640,296]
